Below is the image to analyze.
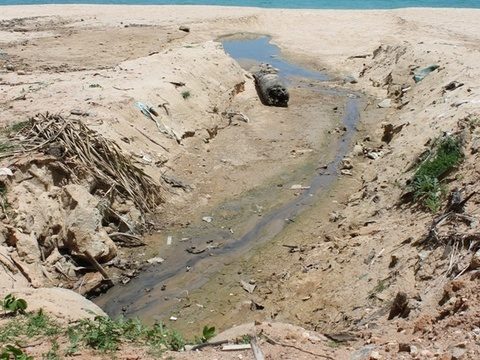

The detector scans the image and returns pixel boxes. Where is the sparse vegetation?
[7,120,31,135]
[181,90,191,99]
[0,310,60,344]
[67,316,186,353]
[0,141,13,154]
[410,135,464,212]
[1,311,189,357]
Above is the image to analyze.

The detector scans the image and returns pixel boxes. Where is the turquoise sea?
[0,0,479,9]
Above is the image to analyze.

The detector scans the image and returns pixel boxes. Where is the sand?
[1,4,480,359]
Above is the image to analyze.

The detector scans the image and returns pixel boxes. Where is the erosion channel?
[95,35,362,328]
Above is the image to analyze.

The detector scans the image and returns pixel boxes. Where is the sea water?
[0,0,479,9]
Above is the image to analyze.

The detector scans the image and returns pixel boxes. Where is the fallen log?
[253,66,289,107]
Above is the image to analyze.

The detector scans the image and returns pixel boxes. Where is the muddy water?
[95,35,360,321]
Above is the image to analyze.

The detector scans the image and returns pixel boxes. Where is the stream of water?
[95,35,360,321]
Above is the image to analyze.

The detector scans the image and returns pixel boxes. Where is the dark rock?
[179,25,190,33]
[388,292,410,320]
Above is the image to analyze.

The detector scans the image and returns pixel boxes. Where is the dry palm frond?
[4,113,163,213]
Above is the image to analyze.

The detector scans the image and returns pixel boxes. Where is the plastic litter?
[413,65,439,83]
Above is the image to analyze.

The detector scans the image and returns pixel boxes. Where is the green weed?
[8,121,31,134]
[42,340,59,360]
[0,310,61,344]
[0,141,13,154]
[181,90,191,100]
[240,334,252,344]
[0,345,33,360]
[1,294,27,315]
[410,135,463,212]
[67,316,185,353]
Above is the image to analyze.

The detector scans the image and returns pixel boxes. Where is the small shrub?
[1,294,27,315]
[200,326,215,343]
[240,334,252,344]
[410,135,463,212]
[181,90,191,100]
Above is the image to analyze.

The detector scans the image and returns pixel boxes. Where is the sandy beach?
[1,4,480,359]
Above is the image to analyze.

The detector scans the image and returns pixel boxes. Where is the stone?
[370,351,382,359]
[5,64,15,71]
[353,144,364,156]
[420,349,434,357]
[147,257,165,265]
[398,343,411,352]
[388,292,410,320]
[451,346,466,360]
[8,229,41,264]
[410,345,419,356]
[179,25,190,32]
[9,252,45,288]
[470,250,480,270]
[62,185,116,263]
[7,287,106,322]
[344,75,358,84]
[377,99,392,108]
[341,157,353,170]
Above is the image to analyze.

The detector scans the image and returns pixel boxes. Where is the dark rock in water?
[253,65,289,107]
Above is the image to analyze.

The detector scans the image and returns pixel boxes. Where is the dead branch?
[261,333,334,359]
[4,113,164,213]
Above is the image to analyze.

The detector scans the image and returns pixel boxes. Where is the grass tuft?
[410,135,463,212]
[181,90,191,100]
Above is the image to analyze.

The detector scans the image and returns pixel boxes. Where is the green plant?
[410,135,463,212]
[240,334,252,344]
[8,120,31,134]
[0,311,60,344]
[0,345,33,360]
[26,310,60,338]
[181,90,191,100]
[1,294,27,315]
[0,141,13,153]
[70,316,124,352]
[68,316,186,353]
[42,340,59,360]
[200,326,215,343]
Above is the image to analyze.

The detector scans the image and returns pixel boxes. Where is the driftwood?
[250,337,265,360]
[4,113,164,213]
[262,332,334,359]
[253,65,289,107]
[83,250,113,286]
